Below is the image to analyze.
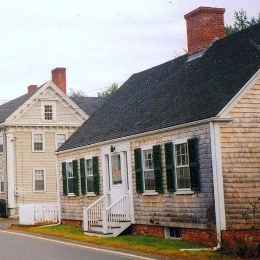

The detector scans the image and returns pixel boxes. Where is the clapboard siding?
[16,88,84,125]
[220,80,260,229]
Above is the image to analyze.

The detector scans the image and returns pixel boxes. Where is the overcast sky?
[1,0,259,102]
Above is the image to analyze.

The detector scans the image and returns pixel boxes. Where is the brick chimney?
[27,85,37,93]
[184,7,225,56]
[51,67,66,94]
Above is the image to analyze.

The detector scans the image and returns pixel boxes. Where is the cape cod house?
[0,68,106,216]
[56,7,260,248]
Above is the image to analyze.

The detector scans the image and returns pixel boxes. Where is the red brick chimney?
[184,7,225,56]
[27,85,37,93]
[51,67,66,94]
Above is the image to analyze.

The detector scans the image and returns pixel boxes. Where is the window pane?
[87,176,94,192]
[68,178,74,194]
[111,154,122,185]
[144,170,155,190]
[144,149,153,170]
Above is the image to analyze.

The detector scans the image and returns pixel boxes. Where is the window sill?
[85,194,96,197]
[142,192,159,196]
[174,190,194,195]
[67,194,76,197]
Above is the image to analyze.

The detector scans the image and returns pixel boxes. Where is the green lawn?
[9,224,239,260]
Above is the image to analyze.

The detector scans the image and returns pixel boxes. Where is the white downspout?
[55,153,61,224]
[6,132,16,215]
[210,122,226,250]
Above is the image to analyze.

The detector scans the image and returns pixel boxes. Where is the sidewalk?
[0,217,19,229]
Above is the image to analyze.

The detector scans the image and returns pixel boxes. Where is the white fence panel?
[19,203,59,225]
[19,204,34,225]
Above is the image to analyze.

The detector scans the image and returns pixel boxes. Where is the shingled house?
[56,7,260,247]
[0,68,106,216]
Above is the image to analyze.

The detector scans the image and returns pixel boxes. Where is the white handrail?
[103,194,130,233]
[83,195,107,231]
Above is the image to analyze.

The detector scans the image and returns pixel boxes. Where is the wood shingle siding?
[221,80,260,229]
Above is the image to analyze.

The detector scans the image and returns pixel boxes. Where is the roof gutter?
[56,116,232,155]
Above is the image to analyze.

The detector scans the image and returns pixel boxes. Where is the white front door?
[109,152,128,204]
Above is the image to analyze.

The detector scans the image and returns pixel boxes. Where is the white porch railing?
[83,195,108,232]
[83,194,130,234]
[103,194,130,234]
[19,203,59,225]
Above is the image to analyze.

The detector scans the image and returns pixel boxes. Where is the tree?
[98,83,119,98]
[68,88,87,97]
[225,9,260,36]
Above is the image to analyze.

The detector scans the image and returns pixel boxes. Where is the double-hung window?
[175,143,190,189]
[134,145,163,194]
[56,134,66,149]
[164,138,200,192]
[62,160,79,196]
[143,149,155,191]
[79,156,99,195]
[41,101,56,121]
[44,105,53,120]
[85,159,94,193]
[0,170,4,193]
[67,162,74,194]
[33,169,45,191]
[33,133,44,151]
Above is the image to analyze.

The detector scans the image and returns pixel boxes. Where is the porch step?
[84,221,131,237]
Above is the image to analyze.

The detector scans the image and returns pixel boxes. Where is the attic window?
[44,105,53,120]
[41,101,56,121]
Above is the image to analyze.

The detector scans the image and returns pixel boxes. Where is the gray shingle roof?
[57,23,260,152]
[70,96,107,116]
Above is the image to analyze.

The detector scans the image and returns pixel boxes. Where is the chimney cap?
[27,85,38,93]
[184,6,225,20]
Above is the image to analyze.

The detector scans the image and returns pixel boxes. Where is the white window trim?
[84,156,95,195]
[32,132,45,152]
[41,100,57,122]
[173,138,192,192]
[0,170,4,193]
[56,133,67,150]
[33,168,46,192]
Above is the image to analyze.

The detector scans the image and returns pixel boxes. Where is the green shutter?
[164,142,175,192]
[73,160,79,195]
[153,145,163,194]
[188,138,200,191]
[92,156,99,195]
[62,162,68,196]
[80,158,86,195]
[134,148,143,194]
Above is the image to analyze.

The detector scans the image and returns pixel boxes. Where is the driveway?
[0,217,18,229]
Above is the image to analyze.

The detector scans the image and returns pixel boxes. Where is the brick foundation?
[182,228,217,247]
[130,224,164,237]
[222,229,260,249]
[62,219,82,227]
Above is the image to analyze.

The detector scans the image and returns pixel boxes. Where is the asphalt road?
[0,230,157,260]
